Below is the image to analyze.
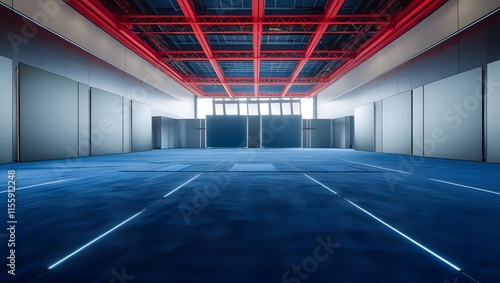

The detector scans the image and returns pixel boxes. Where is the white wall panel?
[123,98,131,153]
[78,83,90,157]
[487,59,500,163]
[131,100,152,152]
[375,101,383,153]
[20,63,79,162]
[354,103,375,152]
[0,55,12,163]
[412,87,424,156]
[90,87,123,156]
[382,91,412,155]
[423,67,483,161]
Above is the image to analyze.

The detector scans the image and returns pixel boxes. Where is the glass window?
[270,103,281,115]
[248,103,259,115]
[197,98,213,119]
[225,103,238,115]
[259,102,269,115]
[215,103,224,115]
[292,102,301,115]
[239,102,248,115]
[282,102,292,115]
[301,98,313,118]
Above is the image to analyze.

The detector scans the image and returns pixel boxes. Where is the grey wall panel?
[248,116,261,148]
[333,117,346,148]
[179,119,204,148]
[382,91,412,155]
[333,116,354,148]
[354,103,375,152]
[302,119,311,148]
[311,119,332,148]
[167,119,178,148]
[487,60,500,163]
[423,67,483,161]
[19,63,79,162]
[346,116,354,148]
[261,115,302,148]
[375,101,383,152]
[123,98,131,153]
[206,115,247,147]
[201,119,206,148]
[0,55,12,163]
[90,87,123,155]
[153,117,178,149]
[152,117,162,149]
[131,100,152,152]
[78,83,90,157]
[412,87,424,156]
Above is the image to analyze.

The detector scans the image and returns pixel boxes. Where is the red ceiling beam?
[137,30,367,35]
[63,0,203,96]
[202,93,309,98]
[161,50,351,61]
[253,0,265,97]
[177,0,234,98]
[121,15,391,26]
[281,0,346,98]
[188,79,322,85]
[309,0,449,97]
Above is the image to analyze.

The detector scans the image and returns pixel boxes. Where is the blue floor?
[0,148,499,282]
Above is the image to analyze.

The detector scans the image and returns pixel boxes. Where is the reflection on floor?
[0,148,498,283]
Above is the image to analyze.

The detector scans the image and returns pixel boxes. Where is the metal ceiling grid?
[64,0,449,98]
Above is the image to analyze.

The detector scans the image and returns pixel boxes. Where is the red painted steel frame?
[64,0,448,98]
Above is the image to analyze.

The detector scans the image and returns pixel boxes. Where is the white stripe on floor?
[343,160,411,174]
[0,179,75,193]
[430,179,500,197]
[48,174,201,270]
[304,174,462,272]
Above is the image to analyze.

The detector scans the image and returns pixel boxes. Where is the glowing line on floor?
[163,173,201,198]
[48,174,201,270]
[304,174,462,272]
[48,210,145,270]
[343,160,410,174]
[430,179,500,196]
[0,179,75,193]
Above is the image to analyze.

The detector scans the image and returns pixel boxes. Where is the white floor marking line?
[280,158,301,172]
[430,179,500,197]
[303,174,462,272]
[343,160,410,174]
[48,210,145,270]
[163,173,201,198]
[0,179,75,193]
[48,174,201,270]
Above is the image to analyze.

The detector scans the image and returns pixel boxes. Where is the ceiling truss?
[64,0,448,98]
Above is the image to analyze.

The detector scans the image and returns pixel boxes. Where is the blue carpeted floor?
[0,148,498,283]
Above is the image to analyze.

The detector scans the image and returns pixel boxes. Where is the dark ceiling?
[64,0,448,98]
